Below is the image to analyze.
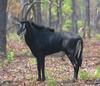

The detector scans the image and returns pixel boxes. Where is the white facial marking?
[20,23,26,36]
[22,23,26,30]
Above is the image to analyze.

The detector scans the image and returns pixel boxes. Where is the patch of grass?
[58,66,68,80]
[94,66,100,78]
[7,51,14,63]
[45,71,56,86]
[95,34,100,40]
[79,66,100,80]
[47,79,56,86]
[7,33,21,42]
[79,70,89,80]
[77,20,83,29]
[28,58,36,65]
[7,33,31,56]
[21,49,32,56]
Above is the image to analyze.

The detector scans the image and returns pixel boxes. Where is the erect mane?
[31,22,54,32]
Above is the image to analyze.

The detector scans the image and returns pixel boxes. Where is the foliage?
[7,51,14,63]
[79,66,100,80]
[28,58,36,65]
[95,34,100,40]
[77,20,84,29]
[62,0,72,15]
[47,79,56,86]
[46,71,56,86]
[79,70,89,80]
[7,33,32,56]
[94,66,100,78]
[7,33,21,42]
[63,19,72,31]
[63,20,83,31]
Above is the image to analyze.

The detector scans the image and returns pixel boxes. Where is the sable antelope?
[15,1,83,82]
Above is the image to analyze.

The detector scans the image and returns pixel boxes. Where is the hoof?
[37,78,41,81]
[37,78,46,82]
[72,78,77,83]
[41,78,46,81]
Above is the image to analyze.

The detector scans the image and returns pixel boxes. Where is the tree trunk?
[76,0,81,19]
[94,1,100,34]
[71,0,78,33]
[95,12,100,34]
[0,0,7,58]
[84,0,91,38]
[34,0,42,24]
[48,0,52,27]
[56,0,62,31]
[90,0,97,36]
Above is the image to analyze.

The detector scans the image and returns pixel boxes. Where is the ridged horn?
[24,1,42,20]
[20,2,30,20]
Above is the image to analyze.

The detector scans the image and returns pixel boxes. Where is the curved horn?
[21,2,30,20]
[20,2,30,20]
[24,1,43,20]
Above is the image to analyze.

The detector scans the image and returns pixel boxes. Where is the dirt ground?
[0,39,100,86]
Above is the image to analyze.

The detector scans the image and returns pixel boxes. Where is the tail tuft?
[74,38,83,67]
[78,39,83,67]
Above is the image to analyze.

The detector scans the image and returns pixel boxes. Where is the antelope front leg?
[41,57,46,81]
[37,57,41,81]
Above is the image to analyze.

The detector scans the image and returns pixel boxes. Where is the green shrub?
[47,79,56,86]
[95,34,100,40]
[7,51,14,63]
[77,20,84,29]
[63,20,83,32]
[7,33,21,41]
[79,70,89,80]
[28,58,36,65]
[63,20,72,31]
[45,71,56,86]
[94,66,100,78]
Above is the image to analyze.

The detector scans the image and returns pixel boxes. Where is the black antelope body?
[16,1,83,82]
